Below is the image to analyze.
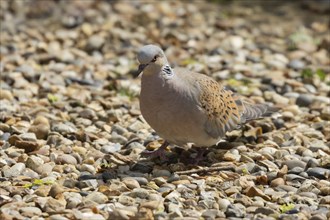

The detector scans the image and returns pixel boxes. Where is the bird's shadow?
[98,121,275,179]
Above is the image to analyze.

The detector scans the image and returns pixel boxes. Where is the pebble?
[271,93,290,105]
[255,207,278,215]
[80,164,96,174]
[310,214,328,220]
[202,209,223,219]
[153,169,172,178]
[64,192,82,208]
[85,191,108,204]
[52,123,77,134]
[306,167,330,179]
[78,179,99,189]
[86,35,105,50]
[3,163,26,177]
[26,155,44,171]
[0,89,14,100]
[129,177,149,186]
[49,184,65,198]
[225,204,245,218]
[122,178,141,189]
[56,154,78,165]
[19,133,37,142]
[19,207,42,218]
[246,186,271,201]
[286,174,306,182]
[79,109,96,119]
[288,59,305,69]
[218,198,231,211]
[270,178,285,187]
[283,160,307,170]
[49,215,69,220]
[228,36,244,49]
[39,197,66,212]
[35,185,51,197]
[153,177,167,186]
[1,1,329,220]
[129,188,150,199]
[28,124,50,140]
[296,94,314,107]
[101,143,121,153]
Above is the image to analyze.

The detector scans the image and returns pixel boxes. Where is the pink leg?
[141,141,169,161]
[180,148,208,165]
[192,148,207,165]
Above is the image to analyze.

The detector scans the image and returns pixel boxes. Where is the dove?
[136,44,275,160]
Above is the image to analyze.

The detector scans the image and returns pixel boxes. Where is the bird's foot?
[181,148,208,165]
[141,141,169,161]
[191,148,207,165]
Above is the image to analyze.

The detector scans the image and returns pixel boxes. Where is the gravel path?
[0,1,329,219]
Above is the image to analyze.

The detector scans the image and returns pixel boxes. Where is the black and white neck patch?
[162,65,174,76]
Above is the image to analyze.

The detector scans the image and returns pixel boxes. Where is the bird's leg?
[192,148,207,165]
[141,141,170,161]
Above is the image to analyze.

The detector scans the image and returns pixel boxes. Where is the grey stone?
[306,167,330,179]
[109,132,127,145]
[131,162,153,173]
[218,198,231,211]
[118,195,135,206]
[296,94,314,107]
[78,179,99,189]
[288,59,305,69]
[128,188,150,199]
[26,155,44,171]
[152,169,171,178]
[167,203,183,218]
[42,198,66,212]
[56,154,77,165]
[63,179,77,188]
[87,35,105,50]
[19,207,42,218]
[255,207,278,215]
[225,204,245,217]
[122,177,140,189]
[22,168,39,179]
[52,123,77,134]
[306,158,320,168]
[19,133,37,142]
[310,214,328,220]
[283,160,306,170]
[49,215,70,220]
[80,164,96,174]
[129,177,149,185]
[101,143,121,154]
[3,163,26,177]
[79,109,96,119]
[304,84,317,93]
[85,191,108,204]
[288,167,304,174]
[202,209,223,219]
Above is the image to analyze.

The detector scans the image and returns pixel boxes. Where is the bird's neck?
[142,64,162,77]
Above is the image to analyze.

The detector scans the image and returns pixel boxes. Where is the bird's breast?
[139,75,218,146]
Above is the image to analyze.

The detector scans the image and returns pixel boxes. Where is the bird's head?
[135,44,168,77]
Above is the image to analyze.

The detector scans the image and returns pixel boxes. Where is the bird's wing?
[197,76,271,139]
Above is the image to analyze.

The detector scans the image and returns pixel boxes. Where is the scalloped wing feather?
[198,77,274,139]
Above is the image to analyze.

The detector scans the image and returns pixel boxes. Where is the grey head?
[135,44,170,77]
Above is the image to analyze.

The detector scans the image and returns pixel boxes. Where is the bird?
[135,44,276,161]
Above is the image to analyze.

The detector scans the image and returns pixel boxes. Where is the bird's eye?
[151,55,158,62]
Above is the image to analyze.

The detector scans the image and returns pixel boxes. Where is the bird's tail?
[235,99,278,124]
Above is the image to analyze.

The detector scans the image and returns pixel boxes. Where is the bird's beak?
[133,64,148,78]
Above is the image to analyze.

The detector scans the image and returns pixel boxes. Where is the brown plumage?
[198,75,272,139]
